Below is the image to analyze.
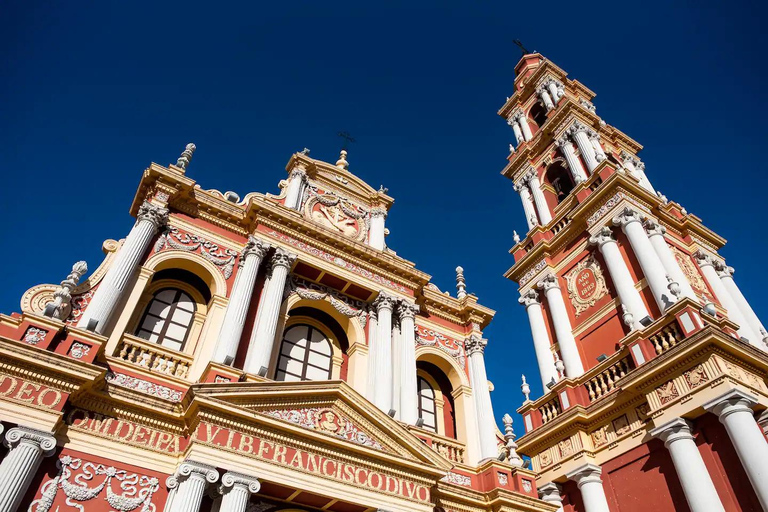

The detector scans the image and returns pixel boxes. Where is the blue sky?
[2,1,767,430]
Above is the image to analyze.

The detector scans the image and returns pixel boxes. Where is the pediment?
[191,379,453,471]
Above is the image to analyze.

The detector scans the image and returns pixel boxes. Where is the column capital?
[370,207,388,219]
[525,168,541,185]
[703,389,758,420]
[397,301,419,320]
[555,135,572,148]
[137,201,169,229]
[219,471,261,495]
[649,417,694,447]
[611,206,644,229]
[4,427,56,456]
[567,119,593,138]
[465,334,487,355]
[588,226,616,248]
[518,288,541,307]
[693,250,723,269]
[538,482,563,504]
[566,463,603,487]
[715,262,735,278]
[372,291,398,312]
[619,150,640,166]
[176,460,220,483]
[537,273,560,291]
[643,218,666,237]
[242,236,271,261]
[289,164,308,180]
[270,248,297,271]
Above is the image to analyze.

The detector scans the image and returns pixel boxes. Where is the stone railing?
[539,396,562,424]
[115,334,192,379]
[409,427,466,463]
[649,321,684,355]
[584,356,632,402]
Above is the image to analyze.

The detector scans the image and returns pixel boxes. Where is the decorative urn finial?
[513,230,521,244]
[521,374,531,402]
[503,413,523,467]
[456,266,467,299]
[176,143,196,170]
[336,149,349,170]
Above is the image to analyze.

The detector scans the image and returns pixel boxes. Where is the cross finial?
[513,39,531,56]
[338,131,356,150]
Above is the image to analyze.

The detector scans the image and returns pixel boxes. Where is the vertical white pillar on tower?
[284,165,307,210]
[371,292,397,413]
[643,219,697,301]
[589,133,607,162]
[390,315,402,419]
[509,118,524,144]
[516,112,534,141]
[365,307,379,403]
[519,289,558,389]
[613,207,676,312]
[620,151,656,194]
[556,136,588,183]
[514,181,539,230]
[0,427,56,512]
[243,248,297,375]
[369,208,387,250]
[589,226,650,330]
[537,274,584,378]
[398,301,420,425]
[538,86,555,111]
[166,461,220,512]
[218,472,261,512]
[569,122,599,172]
[566,464,611,512]
[466,335,499,460]
[538,483,565,512]
[213,236,271,365]
[715,264,767,347]
[78,201,168,333]
[704,389,768,510]
[548,80,564,103]
[526,170,553,225]
[650,418,726,512]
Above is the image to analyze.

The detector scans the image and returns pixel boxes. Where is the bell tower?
[502,52,768,512]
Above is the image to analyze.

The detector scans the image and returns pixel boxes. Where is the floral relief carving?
[287,276,368,326]
[636,403,650,423]
[153,227,238,279]
[522,480,533,493]
[68,342,90,360]
[415,325,466,369]
[612,415,631,436]
[23,327,48,345]
[565,255,608,316]
[671,246,711,299]
[303,185,369,242]
[440,472,471,487]
[586,193,627,226]
[105,372,183,402]
[558,438,574,458]
[264,408,384,451]
[497,472,509,486]
[684,365,709,389]
[656,380,680,405]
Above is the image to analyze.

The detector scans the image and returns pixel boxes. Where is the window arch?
[276,324,333,382]
[418,376,438,432]
[545,162,576,204]
[529,102,548,129]
[135,288,196,351]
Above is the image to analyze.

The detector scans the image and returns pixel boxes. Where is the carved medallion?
[591,427,607,447]
[671,246,710,298]
[636,403,650,423]
[612,415,631,436]
[656,380,680,405]
[539,450,553,468]
[684,365,708,389]
[558,438,574,457]
[565,255,608,316]
[303,190,369,242]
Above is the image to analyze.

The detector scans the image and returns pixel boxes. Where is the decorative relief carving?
[558,438,574,458]
[587,192,627,226]
[522,480,533,493]
[287,276,367,326]
[539,449,553,468]
[440,472,471,487]
[415,325,466,368]
[636,403,650,423]
[153,227,238,279]
[497,472,509,486]
[263,407,384,451]
[303,186,369,242]
[68,342,90,360]
[519,260,547,286]
[105,372,183,403]
[565,255,608,316]
[612,415,631,436]
[684,365,709,389]
[671,246,711,299]
[656,380,680,405]
[23,327,48,345]
[591,427,607,447]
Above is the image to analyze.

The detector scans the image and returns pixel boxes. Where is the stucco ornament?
[564,255,608,316]
[153,226,238,278]
[46,261,88,320]
[263,407,384,451]
[302,184,370,242]
[287,276,368,327]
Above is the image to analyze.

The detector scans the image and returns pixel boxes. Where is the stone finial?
[521,375,531,402]
[46,261,88,320]
[300,147,311,155]
[175,143,196,170]
[554,352,565,378]
[513,230,521,244]
[503,414,523,467]
[621,304,634,328]
[666,274,681,298]
[760,328,768,348]
[336,149,349,170]
[456,266,467,299]
[378,185,389,194]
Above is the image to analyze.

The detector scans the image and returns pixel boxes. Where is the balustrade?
[116,334,192,379]
[584,357,631,402]
[540,396,562,424]
[649,322,683,355]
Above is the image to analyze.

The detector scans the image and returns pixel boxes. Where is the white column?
[613,207,676,312]
[398,302,420,425]
[566,464,611,512]
[716,264,766,347]
[705,389,768,510]
[466,335,499,460]
[620,152,655,194]
[509,119,524,144]
[589,133,607,163]
[537,274,584,378]
[213,236,271,365]
[589,226,650,330]
[371,292,397,413]
[219,472,261,512]
[369,208,387,250]
[694,252,758,343]
[644,219,697,301]
[519,289,558,390]
[284,166,307,210]
[243,248,297,375]
[365,307,379,403]
[556,136,588,183]
[539,483,565,512]
[757,410,768,437]
[0,427,55,512]
[538,87,555,111]
[514,182,538,230]
[650,418,726,512]
[569,122,599,172]
[517,113,534,141]
[77,201,168,333]
[390,315,402,419]
[548,81,562,102]
[526,171,553,225]
[168,461,219,512]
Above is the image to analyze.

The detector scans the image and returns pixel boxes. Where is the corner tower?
[502,53,768,511]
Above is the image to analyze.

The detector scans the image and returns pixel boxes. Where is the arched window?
[529,102,548,129]
[135,288,196,351]
[546,163,576,203]
[418,377,438,432]
[276,324,333,382]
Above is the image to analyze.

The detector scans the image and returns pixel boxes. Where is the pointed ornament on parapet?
[521,374,531,402]
[175,142,196,171]
[45,261,88,320]
[336,149,349,170]
[456,266,467,299]
[503,414,523,467]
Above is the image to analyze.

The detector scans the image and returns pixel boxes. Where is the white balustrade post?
[284,165,307,210]
[694,252,758,344]
[526,171,553,225]
[398,302,420,425]
[716,264,767,347]
[704,390,768,510]
[371,292,397,413]
[556,136,588,183]
[219,472,261,512]
[643,219,697,301]
[538,483,565,512]
[169,461,219,512]
[0,427,55,512]
[514,181,539,230]
[466,335,499,460]
[77,201,168,333]
[589,226,650,330]
[369,208,387,251]
[613,208,676,311]
[243,248,297,375]
[650,418,726,512]
[537,274,584,378]
[566,464,611,512]
[213,236,271,365]
[519,289,558,389]
[569,122,599,172]
[508,118,524,144]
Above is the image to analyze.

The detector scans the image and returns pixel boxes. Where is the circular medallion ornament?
[565,255,608,316]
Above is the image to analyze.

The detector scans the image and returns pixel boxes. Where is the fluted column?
[643,219,697,301]
[694,252,758,343]
[613,207,676,311]
[466,335,499,460]
[519,289,558,389]
[516,113,534,141]
[514,181,538,230]
[757,410,768,437]
[371,292,397,412]
[589,227,650,330]
[538,86,555,111]
[78,201,168,333]
[526,171,552,225]
[390,315,402,418]
[569,122,599,172]
[566,464,610,512]
[538,483,565,512]
[365,307,379,402]
[620,151,656,194]
[213,236,271,365]
[716,264,766,348]
[219,472,261,512]
[369,208,387,250]
[705,390,768,510]
[167,461,219,512]
[0,427,55,512]
[650,418,725,512]
[548,80,563,103]
[243,248,297,375]
[284,165,307,210]
[556,136,588,183]
[537,274,584,378]
[508,118,524,144]
[398,302,420,425]
[589,133,607,162]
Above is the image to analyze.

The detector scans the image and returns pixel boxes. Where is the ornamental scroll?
[565,255,608,316]
[286,276,368,327]
[303,185,370,242]
[153,226,238,279]
[415,325,466,369]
